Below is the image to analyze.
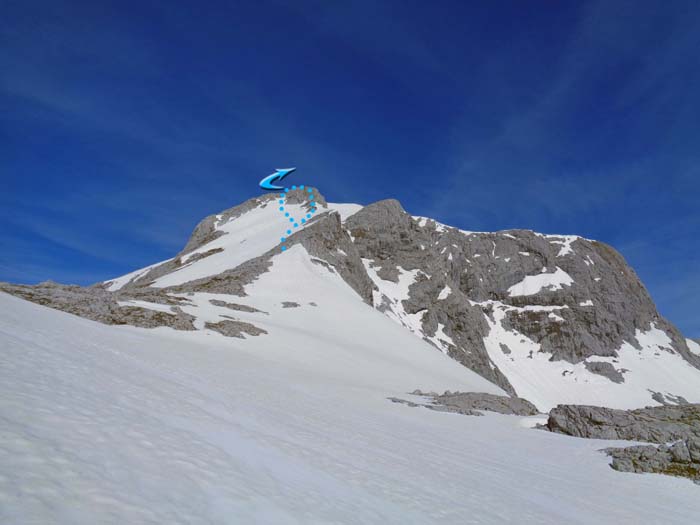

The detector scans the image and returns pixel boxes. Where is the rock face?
[345,199,699,407]
[2,190,698,411]
[546,404,700,442]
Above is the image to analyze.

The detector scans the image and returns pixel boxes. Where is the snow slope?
[151,201,314,288]
[3,285,700,522]
[165,244,504,394]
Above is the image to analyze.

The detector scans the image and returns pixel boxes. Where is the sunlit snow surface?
[3,288,700,524]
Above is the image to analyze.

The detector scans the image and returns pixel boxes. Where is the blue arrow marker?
[259,168,296,190]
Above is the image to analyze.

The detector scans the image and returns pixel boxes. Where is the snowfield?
[3,285,700,522]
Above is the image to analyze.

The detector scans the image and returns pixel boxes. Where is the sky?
[1,0,699,336]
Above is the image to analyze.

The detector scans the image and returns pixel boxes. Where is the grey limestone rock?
[583,361,626,383]
[209,299,267,314]
[546,404,700,443]
[547,403,700,483]
[346,200,517,393]
[387,397,421,408]
[0,282,196,331]
[650,391,690,406]
[425,391,539,416]
[392,390,539,416]
[204,319,267,338]
[429,391,539,416]
[605,438,700,484]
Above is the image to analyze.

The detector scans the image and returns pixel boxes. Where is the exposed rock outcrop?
[209,299,267,314]
[0,281,196,331]
[546,404,700,442]
[605,439,700,484]
[389,390,539,416]
[546,403,700,483]
[204,319,267,338]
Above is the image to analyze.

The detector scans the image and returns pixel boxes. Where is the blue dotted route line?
[277,185,317,251]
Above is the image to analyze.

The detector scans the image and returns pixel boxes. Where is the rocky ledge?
[389,390,539,416]
[546,403,700,484]
[606,440,700,484]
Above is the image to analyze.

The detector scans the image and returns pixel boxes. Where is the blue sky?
[2,0,699,336]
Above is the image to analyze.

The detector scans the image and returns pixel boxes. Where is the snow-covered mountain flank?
[5,292,700,523]
[3,189,700,522]
[2,189,699,412]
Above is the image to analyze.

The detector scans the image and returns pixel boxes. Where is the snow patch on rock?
[547,235,579,257]
[437,285,452,301]
[507,267,574,297]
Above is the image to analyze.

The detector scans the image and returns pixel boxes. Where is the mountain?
[2,189,699,412]
[3,190,700,522]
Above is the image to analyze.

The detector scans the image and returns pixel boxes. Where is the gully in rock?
[259,168,318,252]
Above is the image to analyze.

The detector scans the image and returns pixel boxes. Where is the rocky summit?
[2,190,699,412]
